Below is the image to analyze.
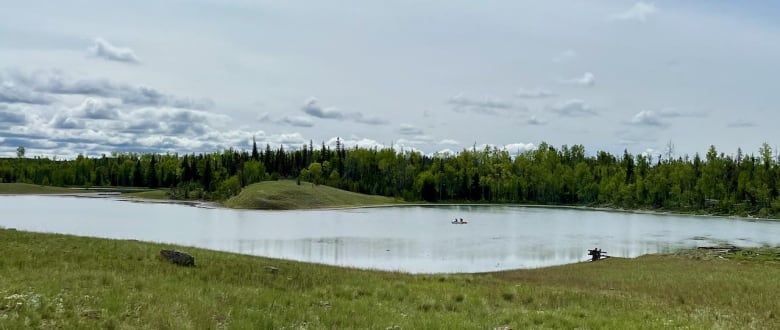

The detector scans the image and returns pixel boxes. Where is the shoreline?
[1,191,776,222]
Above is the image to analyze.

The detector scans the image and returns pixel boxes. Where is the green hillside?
[224,180,401,209]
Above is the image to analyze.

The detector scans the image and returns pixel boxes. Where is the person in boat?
[459,218,464,223]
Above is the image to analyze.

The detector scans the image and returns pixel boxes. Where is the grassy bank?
[121,189,170,200]
[0,183,81,194]
[224,180,401,210]
[1,229,778,329]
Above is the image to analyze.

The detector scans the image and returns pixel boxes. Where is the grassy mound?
[224,180,400,209]
[0,183,78,194]
[1,228,779,329]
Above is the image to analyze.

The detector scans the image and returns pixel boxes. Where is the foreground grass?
[224,180,401,210]
[2,229,779,329]
[0,183,81,194]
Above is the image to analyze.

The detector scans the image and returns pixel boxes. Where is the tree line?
[2,139,779,218]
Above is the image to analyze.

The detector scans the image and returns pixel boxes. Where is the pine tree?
[251,136,259,161]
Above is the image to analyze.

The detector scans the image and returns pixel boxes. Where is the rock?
[265,266,279,274]
[159,249,195,266]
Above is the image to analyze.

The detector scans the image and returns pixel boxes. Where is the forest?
[2,139,779,218]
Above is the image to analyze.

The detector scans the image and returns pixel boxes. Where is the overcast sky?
[1,1,779,159]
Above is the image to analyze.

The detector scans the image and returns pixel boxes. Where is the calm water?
[2,195,780,273]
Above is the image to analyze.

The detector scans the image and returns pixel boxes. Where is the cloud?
[302,98,345,119]
[627,110,667,127]
[447,94,525,115]
[727,120,755,128]
[49,114,85,129]
[503,143,536,154]
[0,82,55,104]
[526,116,547,125]
[552,50,577,63]
[72,98,121,120]
[280,116,314,127]
[88,37,141,63]
[4,70,214,110]
[350,113,388,125]
[396,135,435,146]
[612,2,657,22]
[0,108,27,126]
[122,107,230,135]
[398,124,424,135]
[275,132,307,145]
[438,139,459,145]
[515,88,555,99]
[560,72,595,87]
[657,108,706,118]
[326,135,384,150]
[624,109,706,127]
[301,97,388,125]
[548,99,597,117]
[258,112,315,127]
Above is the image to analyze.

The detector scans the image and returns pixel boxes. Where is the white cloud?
[398,124,424,135]
[503,142,536,154]
[552,50,577,63]
[625,109,706,127]
[72,98,121,120]
[280,116,314,127]
[515,88,555,99]
[526,116,547,125]
[561,72,595,87]
[548,99,597,117]
[88,37,141,63]
[49,114,85,129]
[627,110,667,127]
[447,94,525,115]
[326,136,384,149]
[438,139,460,145]
[612,2,657,22]
[350,113,388,125]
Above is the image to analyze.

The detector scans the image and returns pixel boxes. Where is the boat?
[451,219,468,224]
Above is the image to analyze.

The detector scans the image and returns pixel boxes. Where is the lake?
[2,195,780,273]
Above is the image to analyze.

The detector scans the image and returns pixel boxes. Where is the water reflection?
[2,196,780,273]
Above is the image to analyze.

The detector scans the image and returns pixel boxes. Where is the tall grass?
[1,228,778,329]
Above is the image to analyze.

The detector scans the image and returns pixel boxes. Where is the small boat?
[451,219,468,224]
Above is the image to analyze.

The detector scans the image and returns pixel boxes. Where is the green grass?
[122,189,170,200]
[1,229,778,329]
[224,180,401,209]
[0,183,81,194]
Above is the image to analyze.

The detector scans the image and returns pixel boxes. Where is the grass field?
[0,183,81,194]
[224,180,401,209]
[1,228,778,329]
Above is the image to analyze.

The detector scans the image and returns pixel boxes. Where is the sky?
[1,0,779,159]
